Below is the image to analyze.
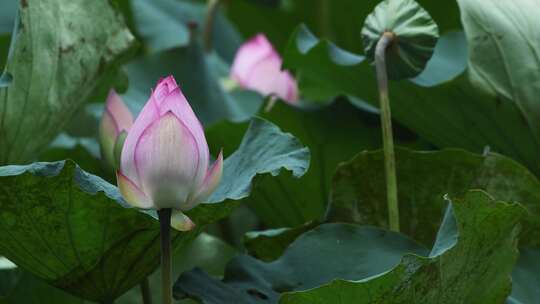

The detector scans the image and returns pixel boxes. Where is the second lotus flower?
[99,90,133,169]
[116,76,223,231]
[231,33,299,104]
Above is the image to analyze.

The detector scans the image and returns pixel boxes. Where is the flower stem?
[140,276,152,304]
[203,0,221,52]
[374,32,400,232]
[158,208,173,304]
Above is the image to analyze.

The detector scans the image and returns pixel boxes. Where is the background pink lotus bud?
[99,90,134,169]
[231,33,299,104]
[117,76,223,231]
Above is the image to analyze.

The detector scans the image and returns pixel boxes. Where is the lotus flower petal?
[134,111,200,209]
[231,33,299,104]
[184,150,223,211]
[117,171,153,209]
[121,94,160,186]
[243,53,282,94]
[99,90,134,168]
[171,211,196,231]
[284,72,299,102]
[231,34,275,85]
[244,55,297,102]
[157,87,209,187]
[153,75,178,105]
[105,90,133,133]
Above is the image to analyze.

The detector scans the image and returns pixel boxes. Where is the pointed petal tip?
[171,211,196,231]
[205,150,223,189]
[252,33,271,46]
[231,33,277,84]
[216,149,224,164]
[100,109,117,138]
[163,86,185,101]
[116,170,153,209]
[183,150,224,210]
[106,89,118,103]
[156,75,178,91]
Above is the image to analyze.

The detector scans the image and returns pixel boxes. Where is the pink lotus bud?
[99,90,134,169]
[231,33,299,104]
[116,76,223,231]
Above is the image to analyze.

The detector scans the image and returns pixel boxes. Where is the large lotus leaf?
[281,191,525,303]
[174,191,525,304]
[283,25,540,175]
[327,147,540,247]
[175,223,428,303]
[0,160,207,302]
[123,31,262,126]
[0,118,307,302]
[361,0,439,79]
[206,101,381,227]
[131,0,242,62]
[0,0,136,164]
[457,0,540,151]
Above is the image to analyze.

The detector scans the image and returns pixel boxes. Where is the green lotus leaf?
[327,147,540,247]
[0,0,136,164]
[174,191,525,304]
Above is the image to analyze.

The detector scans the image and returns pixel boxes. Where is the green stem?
[158,208,173,304]
[203,0,221,53]
[263,96,278,112]
[318,0,332,40]
[140,276,153,304]
[374,32,400,232]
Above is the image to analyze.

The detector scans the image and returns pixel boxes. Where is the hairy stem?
[158,208,173,304]
[140,276,152,304]
[203,0,221,52]
[375,32,400,232]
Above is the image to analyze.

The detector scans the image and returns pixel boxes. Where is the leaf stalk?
[203,0,221,53]
[375,31,400,232]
